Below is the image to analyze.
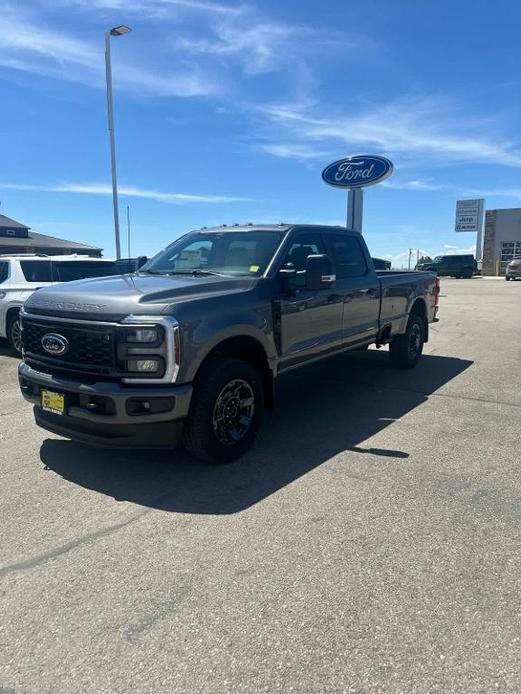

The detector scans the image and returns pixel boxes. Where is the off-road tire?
[183,357,264,464]
[389,314,424,369]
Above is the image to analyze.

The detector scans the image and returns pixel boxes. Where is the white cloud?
[381,181,521,199]
[256,143,330,161]
[254,98,521,168]
[467,187,521,199]
[0,182,250,204]
[443,244,476,254]
[0,1,368,101]
[0,8,218,96]
[48,0,238,13]
[177,17,364,75]
[30,0,371,81]
[382,179,450,192]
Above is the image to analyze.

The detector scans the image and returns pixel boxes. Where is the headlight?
[121,326,163,345]
[119,316,180,383]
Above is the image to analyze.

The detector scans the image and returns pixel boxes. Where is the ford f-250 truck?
[18,224,440,463]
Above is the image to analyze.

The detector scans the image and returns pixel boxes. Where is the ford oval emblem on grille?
[41,333,69,356]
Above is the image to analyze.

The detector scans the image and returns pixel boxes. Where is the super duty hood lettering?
[29,299,108,312]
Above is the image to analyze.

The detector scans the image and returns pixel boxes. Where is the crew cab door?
[277,231,343,369]
[324,233,380,345]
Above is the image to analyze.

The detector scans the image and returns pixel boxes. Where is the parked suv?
[505,259,521,281]
[0,255,121,354]
[416,254,477,278]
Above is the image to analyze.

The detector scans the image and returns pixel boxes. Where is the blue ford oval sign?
[321,155,393,189]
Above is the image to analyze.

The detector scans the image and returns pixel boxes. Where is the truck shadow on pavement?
[0,342,16,358]
[40,350,473,515]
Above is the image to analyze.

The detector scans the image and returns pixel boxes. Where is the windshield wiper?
[140,268,229,277]
[159,269,227,277]
[138,269,168,275]
[189,269,227,277]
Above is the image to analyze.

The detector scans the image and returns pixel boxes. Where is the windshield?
[20,260,118,283]
[142,230,284,278]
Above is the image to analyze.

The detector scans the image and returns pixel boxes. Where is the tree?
[418,255,432,264]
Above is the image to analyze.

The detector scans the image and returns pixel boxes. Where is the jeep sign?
[455,199,485,233]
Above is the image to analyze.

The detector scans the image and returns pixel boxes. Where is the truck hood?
[24,273,257,321]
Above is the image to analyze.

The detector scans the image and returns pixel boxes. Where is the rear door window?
[329,235,368,278]
[0,262,8,284]
[20,261,53,282]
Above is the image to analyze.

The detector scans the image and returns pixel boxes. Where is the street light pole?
[104,25,131,259]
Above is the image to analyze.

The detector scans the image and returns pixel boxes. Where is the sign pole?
[475,200,485,262]
[346,189,364,232]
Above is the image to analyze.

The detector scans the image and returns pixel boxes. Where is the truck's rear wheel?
[183,357,264,464]
[7,311,22,355]
[389,314,424,369]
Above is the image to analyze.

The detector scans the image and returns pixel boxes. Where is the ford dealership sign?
[322,155,393,189]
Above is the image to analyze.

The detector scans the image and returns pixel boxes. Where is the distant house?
[0,214,102,257]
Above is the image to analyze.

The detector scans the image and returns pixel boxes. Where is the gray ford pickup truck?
[18,224,439,463]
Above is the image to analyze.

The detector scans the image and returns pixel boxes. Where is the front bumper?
[18,361,193,448]
[506,272,521,279]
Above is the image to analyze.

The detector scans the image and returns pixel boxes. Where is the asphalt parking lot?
[1,277,521,694]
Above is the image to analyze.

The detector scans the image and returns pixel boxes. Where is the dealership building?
[0,214,102,257]
[481,207,521,275]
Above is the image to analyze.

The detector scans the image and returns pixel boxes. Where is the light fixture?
[110,25,132,36]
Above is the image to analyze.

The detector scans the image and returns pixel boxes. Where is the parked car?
[0,255,123,354]
[18,224,440,463]
[371,257,392,270]
[113,256,148,274]
[505,259,521,281]
[416,254,477,278]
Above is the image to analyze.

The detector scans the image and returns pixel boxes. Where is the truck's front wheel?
[184,358,264,464]
[389,314,424,369]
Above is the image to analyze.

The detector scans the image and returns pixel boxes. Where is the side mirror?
[306,254,336,291]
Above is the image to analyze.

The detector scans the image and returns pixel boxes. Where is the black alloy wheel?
[184,357,264,463]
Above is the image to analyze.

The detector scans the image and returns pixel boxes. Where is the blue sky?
[1,0,521,266]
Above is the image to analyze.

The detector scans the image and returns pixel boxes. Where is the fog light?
[127,359,160,372]
[126,397,175,416]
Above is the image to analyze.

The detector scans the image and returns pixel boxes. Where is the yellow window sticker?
[249,265,260,272]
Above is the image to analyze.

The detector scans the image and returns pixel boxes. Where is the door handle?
[360,288,378,296]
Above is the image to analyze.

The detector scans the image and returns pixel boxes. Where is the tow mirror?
[306,254,336,291]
